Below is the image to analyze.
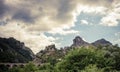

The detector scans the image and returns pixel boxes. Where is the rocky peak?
[92,38,112,46]
[73,36,83,43]
[71,36,89,47]
[37,44,57,56]
[45,44,56,51]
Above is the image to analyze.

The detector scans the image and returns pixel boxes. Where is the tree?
[39,63,55,72]
[81,64,104,72]
[101,45,120,70]
[55,47,115,72]
[23,62,38,72]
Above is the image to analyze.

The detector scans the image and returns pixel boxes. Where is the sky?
[0,0,120,54]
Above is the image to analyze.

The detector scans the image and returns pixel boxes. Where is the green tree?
[81,64,104,72]
[101,45,120,71]
[23,62,38,72]
[55,47,115,72]
[8,67,24,72]
[39,63,55,72]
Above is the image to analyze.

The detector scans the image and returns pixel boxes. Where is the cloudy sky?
[0,0,120,54]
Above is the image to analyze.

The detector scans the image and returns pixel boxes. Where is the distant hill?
[0,37,35,63]
[92,38,112,46]
[71,36,112,48]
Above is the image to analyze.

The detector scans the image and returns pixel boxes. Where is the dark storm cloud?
[12,9,34,23]
[0,21,7,26]
[0,0,7,18]
[56,0,75,22]
[0,0,35,24]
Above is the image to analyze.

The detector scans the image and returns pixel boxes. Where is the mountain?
[71,36,90,48]
[92,38,112,46]
[0,37,35,63]
[71,36,112,47]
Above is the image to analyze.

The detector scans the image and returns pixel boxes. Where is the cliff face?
[71,36,90,48]
[0,37,35,63]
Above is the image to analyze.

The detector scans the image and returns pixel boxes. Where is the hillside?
[0,37,35,63]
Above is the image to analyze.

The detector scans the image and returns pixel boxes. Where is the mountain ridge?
[0,36,113,63]
[35,36,113,64]
[92,38,112,46]
[71,36,112,48]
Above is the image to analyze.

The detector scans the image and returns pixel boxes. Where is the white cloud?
[100,12,119,26]
[48,28,79,35]
[76,5,107,15]
[80,20,88,25]
[100,0,120,26]
[100,16,118,26]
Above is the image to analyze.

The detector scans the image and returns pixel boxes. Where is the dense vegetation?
[1,45,120,72]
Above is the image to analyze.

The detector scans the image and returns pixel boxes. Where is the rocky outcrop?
[92,38,112,46]
[0,37,35,63]
[36,44,65,63]
[71,36,90,48]
[45,44,57,52]
[37,44,57,57]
